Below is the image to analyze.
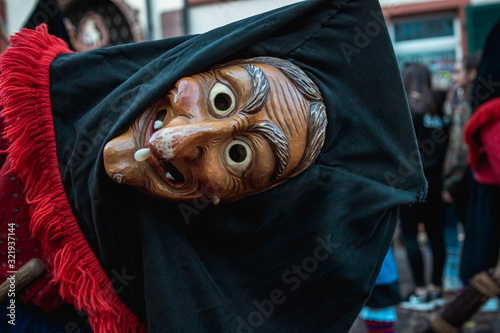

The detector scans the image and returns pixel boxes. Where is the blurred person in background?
[400,63,449,311]
[461,19,500,313]
[414,29,500,327]
[442,54,481,220]
[440,53,481,292]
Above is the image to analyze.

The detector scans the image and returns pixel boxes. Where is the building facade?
[381,0,500,84]
[1,0,500,78]
[182,0,500,81]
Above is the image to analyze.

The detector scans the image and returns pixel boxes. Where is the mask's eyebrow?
[241,64,269,114]
[249,121,289,180]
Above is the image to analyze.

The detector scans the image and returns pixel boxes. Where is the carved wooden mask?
[103,57,327,204]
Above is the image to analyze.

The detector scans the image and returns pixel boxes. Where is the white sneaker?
[427,291,445,308]
[400,293,436,311]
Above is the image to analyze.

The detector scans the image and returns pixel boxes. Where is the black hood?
[3,0,426,331]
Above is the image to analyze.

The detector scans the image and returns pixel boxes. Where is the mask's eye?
[225,140,252,174]
[210,83,235,116]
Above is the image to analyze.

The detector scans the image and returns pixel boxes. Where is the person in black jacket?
[400,62,449,311]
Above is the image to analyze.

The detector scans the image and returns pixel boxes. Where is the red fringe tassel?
[0,24,147,333]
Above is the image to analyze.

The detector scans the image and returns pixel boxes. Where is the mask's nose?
[149,122,233,161]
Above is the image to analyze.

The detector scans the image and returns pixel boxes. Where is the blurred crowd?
[359,18,500,333]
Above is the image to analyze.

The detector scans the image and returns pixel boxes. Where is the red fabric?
[0,25,146,332]
[465,97,500,186]
[479,120,500,185]
[1,117,65,312]
[363,319,395,333]
[0,160,66,312]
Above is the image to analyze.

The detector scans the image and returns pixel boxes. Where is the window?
[390,13,461,88]
[394,16,454,42]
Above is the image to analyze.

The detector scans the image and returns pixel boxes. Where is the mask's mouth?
[135,104,188,189]
[149,157,186,188]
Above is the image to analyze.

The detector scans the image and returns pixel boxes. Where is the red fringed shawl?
[0,24,146,333]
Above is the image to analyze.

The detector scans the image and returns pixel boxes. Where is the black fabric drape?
[48,0,426,331]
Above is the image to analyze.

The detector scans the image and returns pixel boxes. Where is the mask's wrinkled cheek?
[104,127,145,187]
